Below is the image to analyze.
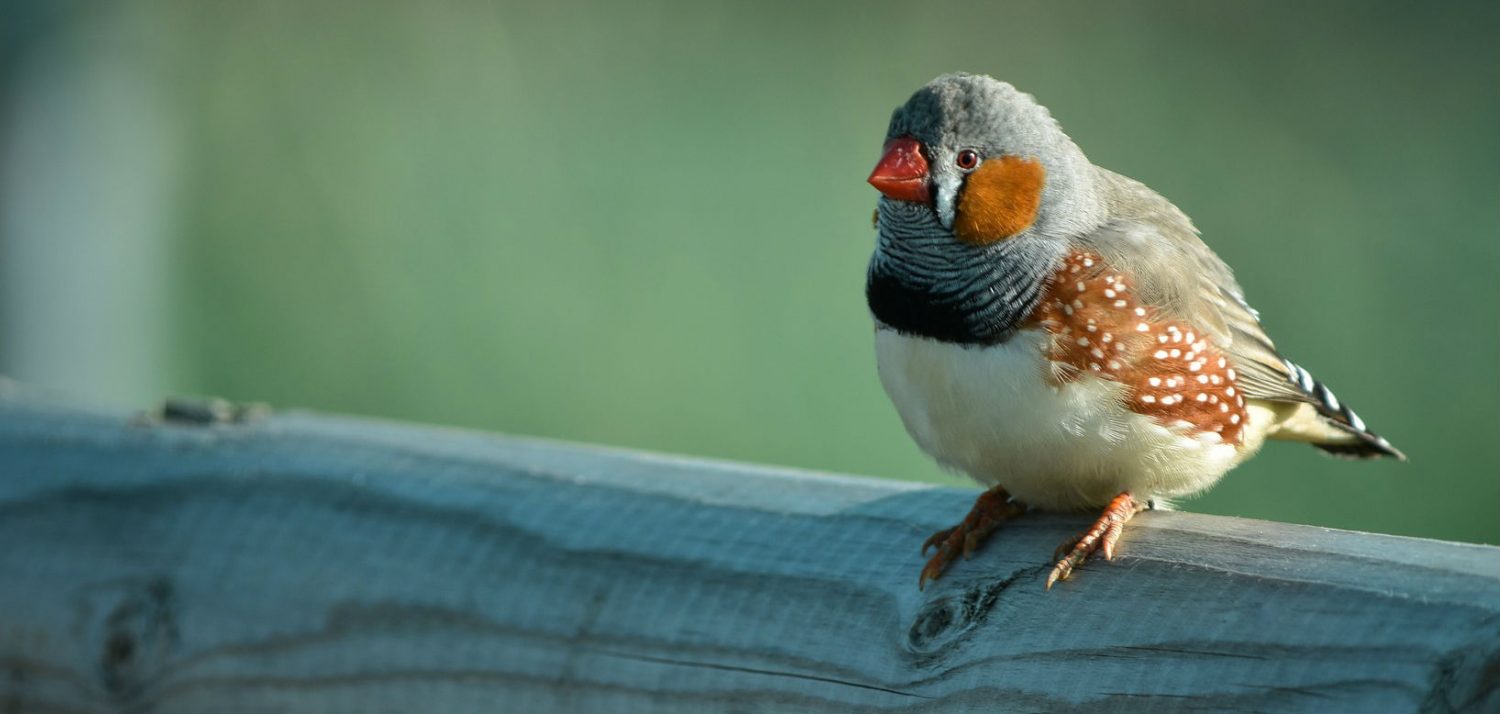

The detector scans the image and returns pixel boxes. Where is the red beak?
[867,137,931,203]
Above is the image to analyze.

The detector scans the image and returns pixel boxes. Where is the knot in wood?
[904,578,1010,662]
[79,576,180,706]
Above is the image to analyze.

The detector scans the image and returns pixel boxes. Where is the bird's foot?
[1046,492,1147,589]
[919,486,1026,589]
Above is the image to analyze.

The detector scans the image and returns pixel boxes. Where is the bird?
[864,73,1404,590]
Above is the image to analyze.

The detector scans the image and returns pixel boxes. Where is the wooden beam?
[1,390,1496,713]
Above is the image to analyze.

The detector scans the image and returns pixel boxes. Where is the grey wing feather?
[1077,169,1295,395]
[1077,169,1403,460]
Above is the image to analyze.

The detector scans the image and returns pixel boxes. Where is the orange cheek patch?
[953,156,1045,245]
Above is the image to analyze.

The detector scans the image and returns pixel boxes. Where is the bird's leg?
[919,486,1027,590]
[1046,491,1147,589]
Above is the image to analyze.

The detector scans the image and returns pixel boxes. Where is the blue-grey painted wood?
[0,388,1496,713]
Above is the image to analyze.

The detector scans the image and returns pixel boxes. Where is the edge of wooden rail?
[1,386,1496,713]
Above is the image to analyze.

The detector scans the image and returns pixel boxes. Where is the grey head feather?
[869,74,1107,344]
[883,73,1106,238]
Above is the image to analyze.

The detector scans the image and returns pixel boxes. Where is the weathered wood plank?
[0,390,1496,713]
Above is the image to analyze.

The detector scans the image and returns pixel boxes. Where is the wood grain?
[0,389,1495,713]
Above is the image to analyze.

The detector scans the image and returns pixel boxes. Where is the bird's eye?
[955,149,980,171]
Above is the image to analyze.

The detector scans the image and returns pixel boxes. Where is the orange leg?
[1046,492,1147,589]
[919,486,1027,590]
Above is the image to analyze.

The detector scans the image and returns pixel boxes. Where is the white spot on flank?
[1196,375,1209,384]
[1073,299,1084,309]
[1137,323,1150,332]
[1230,414,1241,424]
[1083,258,1094,267]
[1189,362,1202,372]
[1108,360,1121,370]
[1091,348,1105,359]
[1101,333,1113,343]
[1218,358,1227,368]
[1226,368,1237,380]
[1104,289,1116,298]
[1154,350,1168,359]
[1169,349,1181,358]
[1141,394,1156,403]
[1158,335,1169,343]
[1225,386,1235,396]
[1195,393,1208,402]
[1113,300,1128,308]
[1076,337,1090,346]
[1148,377,1161,386]
[1076,282,1087,292]
[1134,307,1146,316]
[1062,305,1074,316]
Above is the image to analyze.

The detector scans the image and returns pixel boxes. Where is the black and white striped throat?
[866,200,1063,345]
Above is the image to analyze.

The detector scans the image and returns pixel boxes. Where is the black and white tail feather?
[1281,358,1405,461]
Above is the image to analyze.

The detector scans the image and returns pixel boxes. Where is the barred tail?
[1282,360,1405,461]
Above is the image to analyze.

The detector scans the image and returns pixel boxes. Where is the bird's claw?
[918,487,1025,590]
[920,526,957,558]
[1045,492,1144,589]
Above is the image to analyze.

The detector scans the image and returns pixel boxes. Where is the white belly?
[875,328,1266,510]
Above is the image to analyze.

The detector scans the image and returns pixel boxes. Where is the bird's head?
[868,73,1102,243]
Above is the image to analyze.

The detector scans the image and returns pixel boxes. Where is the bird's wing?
[1074,169,1402,459]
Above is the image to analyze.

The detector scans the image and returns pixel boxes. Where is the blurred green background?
[1,1,1495,544]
